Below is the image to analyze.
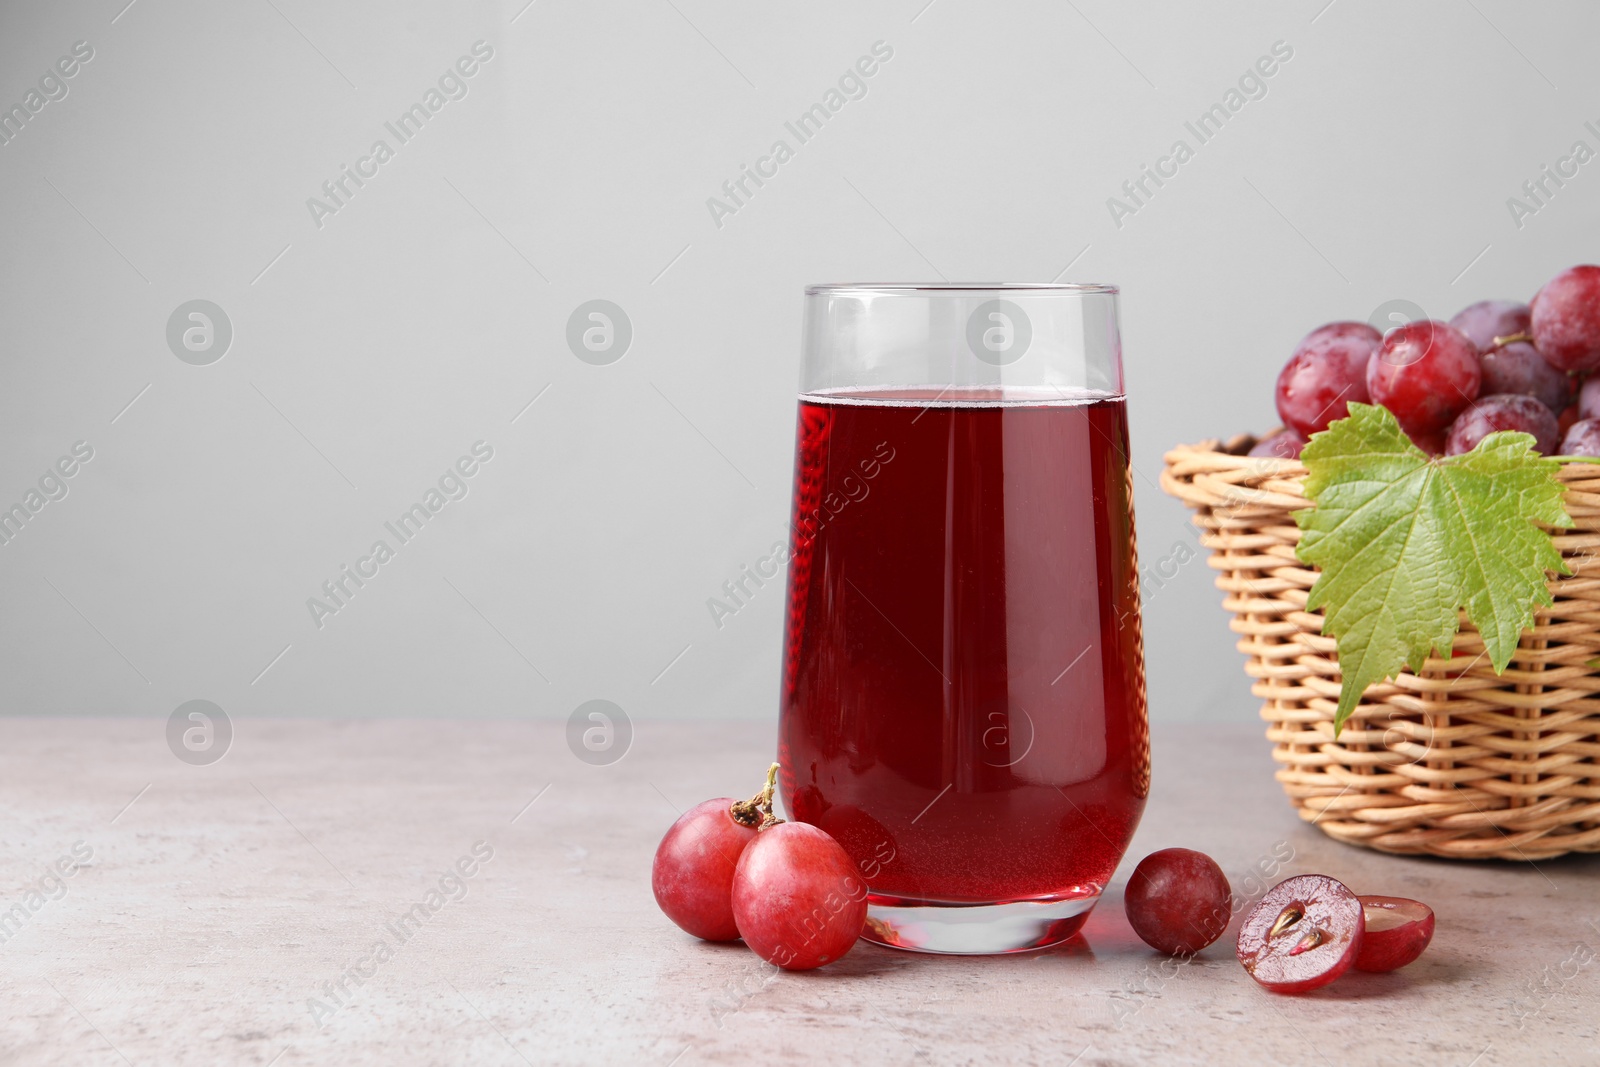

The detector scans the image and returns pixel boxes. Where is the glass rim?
[804,281,1119,296]
[799,385,1124,405]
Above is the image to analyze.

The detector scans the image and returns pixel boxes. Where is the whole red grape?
[1578,377,1600,420]
[1479,342,1571,414]
[652,798,759,941]
[1559,403,1581,435]
[1444,394,1559,456]
[1559,404,1581,442]
[1410,429,1447,456]
[1531,265,1600,371]
[1560,418,1600,458]
[1448,299,1530,350]
[1237,874,1365,994]
[1249,429,1306,460]
[1366,320,1481,436]
[1124,848,1233,956]
[1354,896,1434,973]
[1274,322,1379,437]
[732,822,867,970]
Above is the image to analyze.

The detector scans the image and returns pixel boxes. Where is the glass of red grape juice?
[778,284,1149,954]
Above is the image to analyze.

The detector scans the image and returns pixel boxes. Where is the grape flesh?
[1448,299,1531,350]
[1366,320,1481,436]
[1274,322,1379,436]
[1531,265,1600,371]
[732,822,867,969]
[1354,896,1434,973]
[1560,418,1600,458]
[1124,848,1232,956]
[1236,874,1364,994]
[1444,394,1559,456]
[652,798,759,941]
[1479,342,1571,414]
[1249,429,1306,460]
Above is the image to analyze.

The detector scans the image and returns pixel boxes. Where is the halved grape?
[1354,896,1434,972]
[1236,874,1364,994]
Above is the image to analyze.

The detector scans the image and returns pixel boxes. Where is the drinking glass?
[777,283,1149,954]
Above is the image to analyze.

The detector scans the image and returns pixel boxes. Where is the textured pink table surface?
[0,718,1595,1066]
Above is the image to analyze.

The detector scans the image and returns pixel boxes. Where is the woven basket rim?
[1167,431,1600,471]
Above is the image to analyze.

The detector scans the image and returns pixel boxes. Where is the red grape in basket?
[1444,394,1559,456]
[1578,377,1600,421]
[1409,428,1447,456]
[1249,428,1306,460]
[1448,299,1531,351]
[1531,265,1600,372]
[1274,322,1379,437]
[652,798,759,941]
[1366,320,1481,436]
[1124,848,1232,956]
[1559,403,1581,437]
[1478,341,1571,414]
[733,822,867,969]
[1354,896,1434,972]
[1558,404,1581,443]
[1237,874,1364,994]
[1560,418,1600,458]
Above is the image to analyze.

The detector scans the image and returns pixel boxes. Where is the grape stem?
[1490,332,1535,348]
[729,762,785,830]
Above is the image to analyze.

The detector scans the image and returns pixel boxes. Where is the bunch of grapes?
[1258,265,1600,460]
[652,764,868,970]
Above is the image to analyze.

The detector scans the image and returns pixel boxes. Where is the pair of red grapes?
[1259,264,1600,460]
[1125,848,1434,993]
[651,765,867,970]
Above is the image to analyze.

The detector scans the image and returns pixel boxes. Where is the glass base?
[862,892,1100,955]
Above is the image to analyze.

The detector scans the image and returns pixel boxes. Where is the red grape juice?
[778,388,1149,916]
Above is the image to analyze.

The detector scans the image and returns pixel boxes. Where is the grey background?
[2,0,1597,728]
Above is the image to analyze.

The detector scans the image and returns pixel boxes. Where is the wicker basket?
[1161,433,1600,860]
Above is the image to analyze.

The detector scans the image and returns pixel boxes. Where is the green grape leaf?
[1294,403,1571,734]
